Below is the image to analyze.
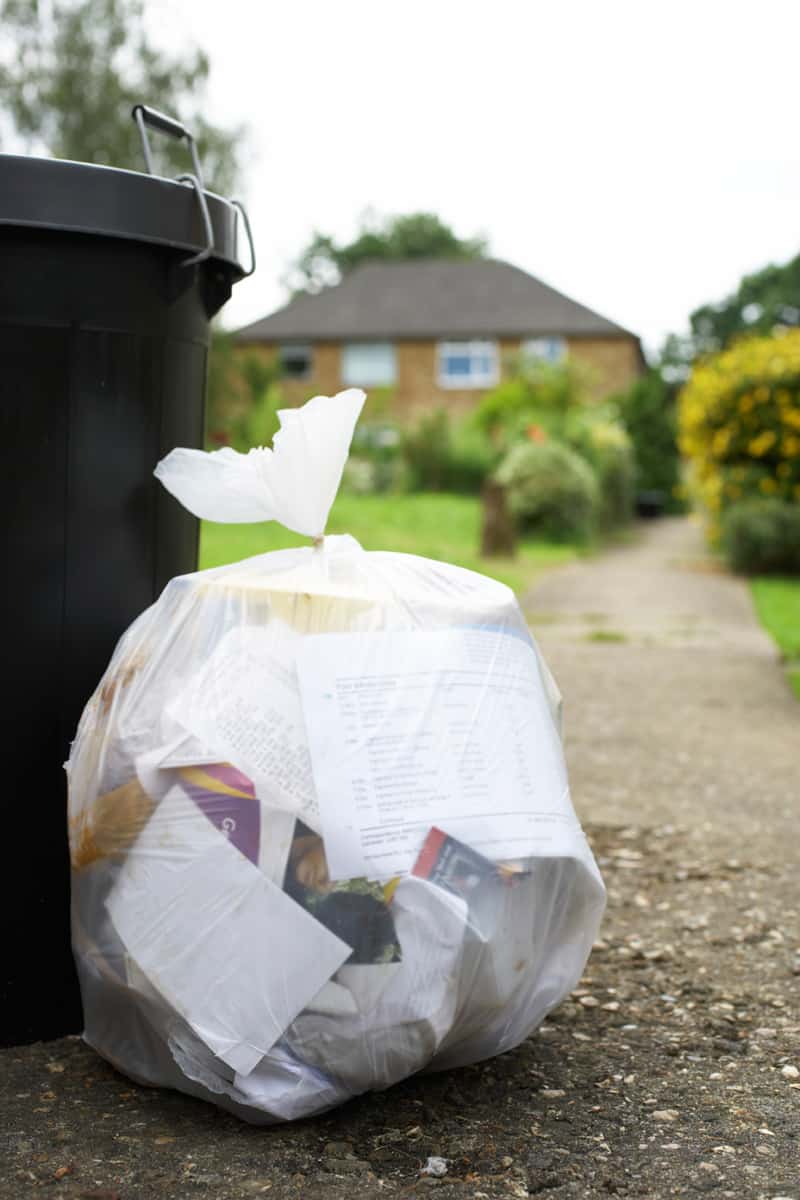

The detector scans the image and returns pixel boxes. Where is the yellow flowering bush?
[678,330,800,535]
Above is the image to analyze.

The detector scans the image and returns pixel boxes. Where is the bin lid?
[0,154,248,275]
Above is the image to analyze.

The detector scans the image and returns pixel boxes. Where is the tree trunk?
[480,479,517,557]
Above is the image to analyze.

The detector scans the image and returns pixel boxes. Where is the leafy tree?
[616,368,684,511]
[205,331,282,449]
[691,255,800,350]
[287,211,488,295]
[0,0,241,192]
[660,252,800,377]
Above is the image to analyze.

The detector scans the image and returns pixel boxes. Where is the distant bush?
[340,457,384,495]
[400,409,451,490]
[474,359,633,530]
[206,334,281,448]
[616,368,684,512]
[343,420,407,494]
[447,419,498,492]
[494,440,599,541]
[401,408,496,493]
[678,329,800,536]
[721,498,800,575]
[472,358,590,448]
[348,421,405,492]
[227,383,283,452]
[564,413,635,530]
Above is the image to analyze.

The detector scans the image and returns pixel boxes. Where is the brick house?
[234,259,644,412]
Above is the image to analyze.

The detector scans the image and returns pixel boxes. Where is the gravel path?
[2,518,798,1200]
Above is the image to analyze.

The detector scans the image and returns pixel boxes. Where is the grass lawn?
[199,492,578,595]
[750,577,800,699]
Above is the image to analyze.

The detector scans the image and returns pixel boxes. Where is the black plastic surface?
[0,154,247,272]
[0,224,221,1045]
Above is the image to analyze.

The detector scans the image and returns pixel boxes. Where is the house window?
[437,340,499,389]
[342,342,397,387]
[522,336,566,364]
[279,343,313,378]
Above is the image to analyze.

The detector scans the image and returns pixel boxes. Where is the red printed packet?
[411,827,517,902]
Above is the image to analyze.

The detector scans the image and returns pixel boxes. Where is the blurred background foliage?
[5,0,794,571]
[679,328,800,573]
[285,211,487,297]
[661,252,800,378]
[0,0,242,191]
[615,368,684,514]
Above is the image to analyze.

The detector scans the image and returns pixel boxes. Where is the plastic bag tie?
[154,388,365,539]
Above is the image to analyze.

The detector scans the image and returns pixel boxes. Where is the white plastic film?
[67,389,605,1124]
[154,388,365,536]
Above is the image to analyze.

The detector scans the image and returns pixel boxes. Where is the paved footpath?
[2,519,798,1200]
[528,515,798,867]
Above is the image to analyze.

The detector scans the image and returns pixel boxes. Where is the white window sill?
[437,375,499,390]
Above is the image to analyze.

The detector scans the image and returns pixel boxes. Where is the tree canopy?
[287,211,488,295]
[690,254,800,349]
[661,252,800,377]
[0,0,241,192]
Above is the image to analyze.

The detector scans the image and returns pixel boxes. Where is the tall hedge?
[678,329,800,532]
[617,367,683,510]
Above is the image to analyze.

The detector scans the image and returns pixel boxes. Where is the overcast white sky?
[152,0,800,357]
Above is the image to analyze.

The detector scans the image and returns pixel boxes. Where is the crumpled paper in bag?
[67,386,605,1124]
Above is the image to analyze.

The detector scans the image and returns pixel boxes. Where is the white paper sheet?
[167,623,320,831]
[106,786,351,1075]
[337,962,402,1014]
[305,980,359,1017]
[297,629,584,881]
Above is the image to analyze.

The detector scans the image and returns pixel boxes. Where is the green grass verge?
[750,576,800,699]
[199,492,578,595]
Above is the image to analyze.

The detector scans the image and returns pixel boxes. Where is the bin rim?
[0,153,249,277]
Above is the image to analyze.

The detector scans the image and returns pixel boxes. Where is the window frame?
[521,336,567,365]
[436,339,500,389]
[341,341,397,388]
[278,342,313,380]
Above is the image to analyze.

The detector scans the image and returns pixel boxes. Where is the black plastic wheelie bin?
[0,106,255,1044]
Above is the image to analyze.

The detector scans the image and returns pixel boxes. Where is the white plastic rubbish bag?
[67,387,605,1124]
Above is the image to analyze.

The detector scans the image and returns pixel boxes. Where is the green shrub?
[678,329,800,537]
[616,368,684,512]
[474,359,633,529]
[564,412,636,530]
[721,498,800,575]
[401,409,451,490]
[349,421,405,492]
[340,457,383,495]
[473,358,589,445]
[228,384,283,452]
[206,334,281,448]
[401,408,496,493]
[495,440,599,541]
[447,420,498,491]
[591,434,636,530]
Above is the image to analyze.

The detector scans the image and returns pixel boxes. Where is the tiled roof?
[235,258,638,343]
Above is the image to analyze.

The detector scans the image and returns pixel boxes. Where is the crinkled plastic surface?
[154,389,365,536]
[66,392,605,1124]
